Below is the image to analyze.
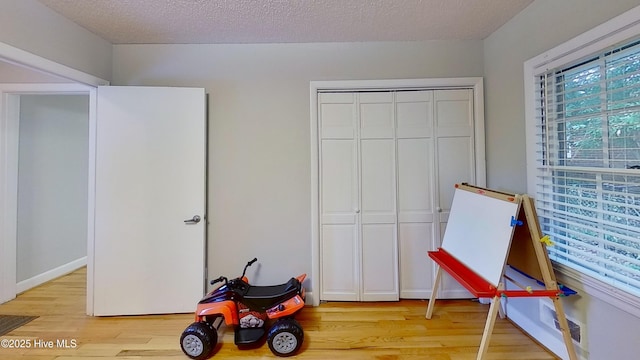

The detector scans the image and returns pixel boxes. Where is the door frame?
[309,78,486,306]
[0,41,107,315]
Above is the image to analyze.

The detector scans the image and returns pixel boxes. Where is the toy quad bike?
[180,258,306,359]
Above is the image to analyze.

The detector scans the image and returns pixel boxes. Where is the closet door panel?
[360,94,398,301]
[321,225,358,301]
[396,91,433,138]
[319,93,355,139]
[360,139,396,221]
[360,92,394,139]
[397,138,433,222]
[320,140,360,301]
[396,90,435,298]
[434,89,475,221]
[435,89,473,137]
[362,224,398,301]
[321,140,357,224]
[360,138,398,301]
[399,222,434,298]
[397,138,435,298]
[436,137,473,207]
[319,93,358,301]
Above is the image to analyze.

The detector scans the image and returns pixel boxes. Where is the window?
[533,38,640,297]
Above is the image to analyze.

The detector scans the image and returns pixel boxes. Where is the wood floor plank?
[0,268,558,359]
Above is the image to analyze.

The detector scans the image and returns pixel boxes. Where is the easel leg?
[552,297,579,360]
[521,195,579,360]
[426,265,442,319]
[476,295,501,360]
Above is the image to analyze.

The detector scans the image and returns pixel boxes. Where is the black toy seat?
[242,277,301,311]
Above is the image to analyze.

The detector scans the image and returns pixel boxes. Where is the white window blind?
[534,38,640,296]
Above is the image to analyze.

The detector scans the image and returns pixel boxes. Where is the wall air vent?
[539,300,583,345]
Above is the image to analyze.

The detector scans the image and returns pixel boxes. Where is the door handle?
[184,215,201,224]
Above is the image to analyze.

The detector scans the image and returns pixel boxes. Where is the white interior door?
[93,86,206,316]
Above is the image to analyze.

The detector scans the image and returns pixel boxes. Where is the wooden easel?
[425,184,578,360]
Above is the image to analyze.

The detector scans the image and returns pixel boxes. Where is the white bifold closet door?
[319,89,476,302]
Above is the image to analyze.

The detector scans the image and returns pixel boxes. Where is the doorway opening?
[0,85,96,310]
[16,93,89,291]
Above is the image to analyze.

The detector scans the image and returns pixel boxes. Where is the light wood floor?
[0,268,557,359]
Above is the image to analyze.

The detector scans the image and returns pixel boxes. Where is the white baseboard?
[400,290,430,299]
[16,256,87,294]
[304,291,314,306]
[439,290,474,299]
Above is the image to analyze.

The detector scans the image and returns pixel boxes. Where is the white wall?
[112,41,484,289]
[17,95,89,283]
[0,62,70,83]
[0,0,112,81]
[484,1,640,359]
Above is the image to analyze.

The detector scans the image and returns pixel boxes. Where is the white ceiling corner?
[36,0,533,44]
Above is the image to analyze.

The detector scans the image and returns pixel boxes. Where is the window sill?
[553,262,640,318]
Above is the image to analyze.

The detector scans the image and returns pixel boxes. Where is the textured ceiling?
[37,0,533,44]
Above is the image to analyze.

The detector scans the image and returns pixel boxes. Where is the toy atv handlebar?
[241,257,257,278]
[209,257,257,286]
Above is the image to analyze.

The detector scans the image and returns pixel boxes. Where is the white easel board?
[440,185,521,287]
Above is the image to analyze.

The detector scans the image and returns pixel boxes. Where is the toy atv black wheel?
[180,322,218,360]
[267,318,304,357]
